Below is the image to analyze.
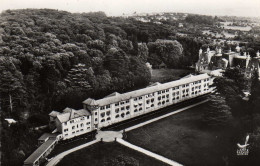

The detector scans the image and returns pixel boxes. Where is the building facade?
[49,73,212,140]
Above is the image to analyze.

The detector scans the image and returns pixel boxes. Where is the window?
[146,100,150,104]
[95,112,97,116]
[162,101,165,105]
[151,104,154,107]
[162,95,165,99]
[134,109,138,112]
[87,127,90,129]
[106,111,110,116]
[95,118,97,122]
[86,122,90,125]
[139,107,142,111]
[151,98,154,102]
[121,113,125,118]
[120,101,125,105]
[192,87,194,91]
[100,106,105,110]
[87,116,89,119]
[70,120,74,123]
[121,107,125,111]
[139,97,142,100]
[158,102,161,105]
[80,129,84,131]
[126,106,130,110]
[72,131,75,134]
[72,126,75,130]
[115,108,119,113]
[182,85,185,88]
[107,117,111,121]
[158,96,161,100]
[80,123,84,127]
[126,111,130,115]
[177,91,179,95]
[115,114,119,118]
[172,87,175,90]
[106,105,110,109]
[115,102,119,106]
[134,98,138,101]
[101,112,105,117]
[101,119,105,122]
[126,100,129,103]
[64,122,67,126]
[166,89,169,92]
[166,94,169,98]
[64,129,68,132]
[65,134,68,136]
[166,99,169,102]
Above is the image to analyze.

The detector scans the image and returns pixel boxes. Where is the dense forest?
[0,9,206,166]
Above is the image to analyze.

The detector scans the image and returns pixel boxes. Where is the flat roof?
[24,138,56,164]
[38,133,59,141]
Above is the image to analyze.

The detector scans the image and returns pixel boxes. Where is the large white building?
[50,73,212,140]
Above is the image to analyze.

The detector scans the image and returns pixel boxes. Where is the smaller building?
[50,108,92,140]
[24,133,60,166]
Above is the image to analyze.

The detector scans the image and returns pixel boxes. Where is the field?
[57,142,168,166]
[125,103,247,166]
[151,68,193,83]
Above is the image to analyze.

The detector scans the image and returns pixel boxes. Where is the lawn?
[151,68,194,83]
[57,142,168,166]
[125,103,248,166]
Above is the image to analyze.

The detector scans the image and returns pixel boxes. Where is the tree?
[65,63,93,92]
[249,70,260,114]
[0,58,25,114]
[147,39,183,68]
[202,94,231,126]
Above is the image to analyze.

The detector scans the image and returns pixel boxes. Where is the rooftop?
[83,74,209,107]
[56,108,91,123]
[38,133,59,141]
[24,138,56,165]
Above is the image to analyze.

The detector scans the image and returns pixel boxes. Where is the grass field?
[151,68,194,83]
[57,142,168,166]
[125,103,246,166]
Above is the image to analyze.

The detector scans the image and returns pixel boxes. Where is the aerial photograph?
[0,0,260,166]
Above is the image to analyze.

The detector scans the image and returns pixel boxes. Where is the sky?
[0,0,260,17]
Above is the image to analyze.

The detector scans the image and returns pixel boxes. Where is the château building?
[195,46,260,77]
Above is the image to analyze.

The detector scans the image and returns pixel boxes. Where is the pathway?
[46,140,99,166]
[96,130,123,142]
[117,138,183,166]
[124,99,208,132]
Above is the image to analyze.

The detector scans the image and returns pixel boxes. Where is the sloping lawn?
[126,103,244,166]
[57,142,168,166]
[151,68,193,83]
